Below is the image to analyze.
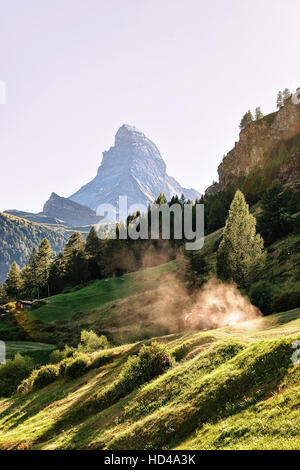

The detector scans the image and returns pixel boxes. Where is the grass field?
[30,261,177,323]
[5,342,56,365]
[0,306,299,450]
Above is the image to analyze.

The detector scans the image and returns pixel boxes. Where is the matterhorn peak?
[69,125,200,212]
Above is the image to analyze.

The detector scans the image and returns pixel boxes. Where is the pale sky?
[0,0,299,213]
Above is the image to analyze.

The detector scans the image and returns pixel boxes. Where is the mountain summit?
[69,124,200,212]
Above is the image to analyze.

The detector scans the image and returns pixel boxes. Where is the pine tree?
[21,248,39,298]
[85,227,105,279]
[48,254,64,295]
[5,261,22,299]
[216,190,265,288]
[255,107,264,120]
[208,198,227,232]
[277,91,283,108]
[63,232,90,285]
[36,238,53,297]
[239,110,254,130]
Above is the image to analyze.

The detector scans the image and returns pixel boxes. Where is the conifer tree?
[63,232,90,285]
[21,248,39,298]
[239,110,254,130]
[36,238,53,297]
[85,227,105,279]
[5,261,22,299]
[217,190,265,288]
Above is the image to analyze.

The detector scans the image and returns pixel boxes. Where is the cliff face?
[70,124,200,212]
[43,192,101,226]
[206,99,300,195]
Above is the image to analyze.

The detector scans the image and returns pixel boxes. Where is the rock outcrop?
[70,124,200,213]
[205,98,300,195]
[43,192,101,226]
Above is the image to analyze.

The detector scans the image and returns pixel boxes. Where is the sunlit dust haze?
[184,279,262,330]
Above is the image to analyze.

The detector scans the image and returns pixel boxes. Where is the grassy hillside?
[0,308,299,450]
[5,342,55,365]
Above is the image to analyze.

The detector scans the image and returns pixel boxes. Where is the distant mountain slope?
[0,212,68,282]
[5,193,101,228]
[42,192,101,226]
[70,124,200,212]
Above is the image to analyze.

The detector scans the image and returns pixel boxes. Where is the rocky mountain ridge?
[205,98,300,196]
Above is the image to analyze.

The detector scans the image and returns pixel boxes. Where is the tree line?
[1,193,201,302]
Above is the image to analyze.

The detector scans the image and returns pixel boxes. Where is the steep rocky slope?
[70,124,200,212]
[206,98,300,196]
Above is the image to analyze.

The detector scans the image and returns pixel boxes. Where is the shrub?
[0,354,34,397]
[49,345,76,364]
[92,342,167,412]
[64,354,91,380]
[58,358,69,377]
[272,290,300,313]
[249,280,274,315]
[90,350,114,370]
[49,349,65,364]
[79,330,109,352]
[32,365,58,390]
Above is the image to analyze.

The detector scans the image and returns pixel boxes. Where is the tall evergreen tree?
[216,190,265,288]
[239,110,254,130]
[63,232,90,285]
[5,261,22,299]
[36,238,53,297]
[208,198,227,232]
[21,248,39,298]
[48,253,64,295]
[85,227,105,279]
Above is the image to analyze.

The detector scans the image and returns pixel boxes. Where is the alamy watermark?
[0,80,6,104]
[0,341,6,365]
[96,196,204,251]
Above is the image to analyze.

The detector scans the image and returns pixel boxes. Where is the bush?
[64,354,91,380]
[0,354,34,397]
[58,358,69,377]
[32,365,58,390]
[90,350,114,369]
[79,330,109,352]
[49,345,76,364]
[49,349,65,364]
[249,280,274,315]
[92,342,167,412]
[272,290,300,313]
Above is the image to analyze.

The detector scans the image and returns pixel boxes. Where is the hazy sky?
[0,0,299,212]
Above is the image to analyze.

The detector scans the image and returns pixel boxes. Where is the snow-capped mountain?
[69,124,200,213]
